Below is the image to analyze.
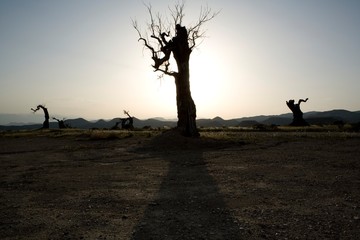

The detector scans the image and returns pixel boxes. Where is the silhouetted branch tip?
[134,2,218,76]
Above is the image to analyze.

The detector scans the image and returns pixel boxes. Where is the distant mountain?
[66,118,92,128]
[234,115,274,123]
[62,117,177,129]
[0,113,44,126]
[197,117,239,128]
[1,109,359,130]
[305,110,360,123]
[134,118,176,128]
[232,110,360,126]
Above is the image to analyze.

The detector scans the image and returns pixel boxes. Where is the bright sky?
[1,0,359,122]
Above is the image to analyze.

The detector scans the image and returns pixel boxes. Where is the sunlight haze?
[1,0,359,124]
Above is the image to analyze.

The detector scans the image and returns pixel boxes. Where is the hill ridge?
[1,109,359,130]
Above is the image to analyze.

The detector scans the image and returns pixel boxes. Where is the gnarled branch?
[133,16,175,76]
[298,98,309,105]
[133,2,218,76]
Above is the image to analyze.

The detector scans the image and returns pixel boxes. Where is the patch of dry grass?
[0,128,162,140]
[1,126,359,143]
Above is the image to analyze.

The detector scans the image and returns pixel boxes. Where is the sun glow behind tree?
[0,0,359,123]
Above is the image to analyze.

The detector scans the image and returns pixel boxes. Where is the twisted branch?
[133,2,218,76]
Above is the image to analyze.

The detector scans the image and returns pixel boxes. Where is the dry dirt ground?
[1,129,360,239]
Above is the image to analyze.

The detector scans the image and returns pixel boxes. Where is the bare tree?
[286,98,309,126]
[31,105,49,129]
[53,117,70,129]
[119,110,134,130]
[133,2,218,137]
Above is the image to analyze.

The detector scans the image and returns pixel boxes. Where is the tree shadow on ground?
[131,132,243,239]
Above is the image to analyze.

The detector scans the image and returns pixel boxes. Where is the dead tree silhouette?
[134,3,218,137]
[31,105,49,129]
[52,117,69,129]
[286,98,309,126]
[118,110,134,130]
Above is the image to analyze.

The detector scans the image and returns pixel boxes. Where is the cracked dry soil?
[1,131,360,239]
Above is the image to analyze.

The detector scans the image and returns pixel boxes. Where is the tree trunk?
[42,107,50,129]
[32,105,49,129]
[172,25,199,137]
[174,63,199,137]
[286,99,309,126]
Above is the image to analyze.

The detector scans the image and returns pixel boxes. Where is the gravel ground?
[1,130,359,239]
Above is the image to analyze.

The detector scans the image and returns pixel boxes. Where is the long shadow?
[131,135,243,239]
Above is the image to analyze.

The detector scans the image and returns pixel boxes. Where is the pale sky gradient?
[1,0,359,122]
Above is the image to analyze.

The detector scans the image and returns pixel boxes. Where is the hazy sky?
[1,0,359,122]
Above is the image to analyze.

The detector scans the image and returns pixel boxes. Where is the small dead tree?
[52,117,70,129]
[286,98,309,126]
[31,105,49,129]
[133,2,218,137]
[120,110,134,130]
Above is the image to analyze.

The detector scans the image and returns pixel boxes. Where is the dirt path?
[1,131,360,239]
